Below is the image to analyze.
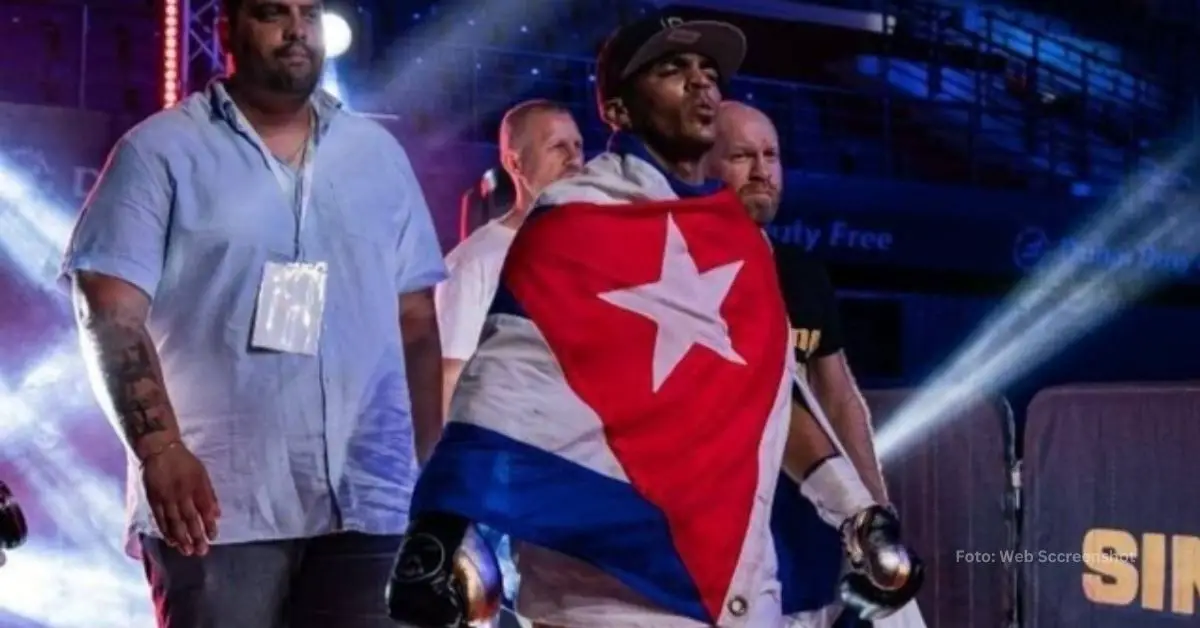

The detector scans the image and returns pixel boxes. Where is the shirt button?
[727,595,748,617]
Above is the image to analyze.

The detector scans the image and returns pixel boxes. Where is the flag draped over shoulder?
[413,190,825,623]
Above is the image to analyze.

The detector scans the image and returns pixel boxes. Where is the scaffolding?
[182,0,225,93]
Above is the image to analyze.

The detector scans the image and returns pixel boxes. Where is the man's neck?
[640,139,707,185]
[227,77,311,133]
[498,192,536,230]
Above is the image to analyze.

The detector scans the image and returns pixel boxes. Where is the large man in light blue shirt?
[60,0,446,625]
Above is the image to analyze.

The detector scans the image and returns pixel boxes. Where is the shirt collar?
[207,78,342,138]
[607,132,725,198]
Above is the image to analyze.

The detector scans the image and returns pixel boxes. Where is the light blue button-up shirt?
[61,82,447,556]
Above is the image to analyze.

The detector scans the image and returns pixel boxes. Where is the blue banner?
[1022,385,1200,626]
[768,174,1200,287]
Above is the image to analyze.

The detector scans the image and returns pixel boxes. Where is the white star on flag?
[598,214,745,392]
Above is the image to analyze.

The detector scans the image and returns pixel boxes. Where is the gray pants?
[140,533,402,628]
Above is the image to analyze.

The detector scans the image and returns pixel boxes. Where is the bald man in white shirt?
[434,101,583,627]
[436,100,584,412]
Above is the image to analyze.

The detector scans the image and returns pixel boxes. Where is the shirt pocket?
[177,160,297,255]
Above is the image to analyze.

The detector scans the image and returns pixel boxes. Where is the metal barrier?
[868,388,1017,628]
[973,9,1162,115]
[887,1,1154,178]
[1021,382,1200,626]
[986,1,1200,118]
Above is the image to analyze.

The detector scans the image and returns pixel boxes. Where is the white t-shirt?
[436,219,526,610]
[436,219,518,360]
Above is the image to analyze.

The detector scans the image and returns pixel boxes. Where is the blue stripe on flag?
[772,473,844,613]
[413,422,709,622]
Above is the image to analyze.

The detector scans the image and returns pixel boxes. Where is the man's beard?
[238,43,322,98]
[740,191,778,225]
[262,66,321,96]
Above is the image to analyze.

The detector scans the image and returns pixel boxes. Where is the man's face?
[627,53,722,153]
[510,111,584,198]
[227,0,324,97]
[709,105,783,224]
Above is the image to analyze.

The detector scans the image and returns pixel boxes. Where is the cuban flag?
[413,189,835,623]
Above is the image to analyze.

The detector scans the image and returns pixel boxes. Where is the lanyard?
[272,136,315,259]
[232,106,317,259]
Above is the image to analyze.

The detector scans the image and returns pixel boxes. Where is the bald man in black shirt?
[707,102,919,627]
[707,101,886,502]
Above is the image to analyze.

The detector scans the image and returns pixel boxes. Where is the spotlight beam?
[876,140,1200,460]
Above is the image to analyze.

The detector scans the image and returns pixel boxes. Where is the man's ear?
[602,97,631,130]
[500,149,521,182]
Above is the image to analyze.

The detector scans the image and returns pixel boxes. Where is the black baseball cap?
[595,15,747,106]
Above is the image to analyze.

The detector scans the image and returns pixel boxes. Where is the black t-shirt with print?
[773,243,844,367]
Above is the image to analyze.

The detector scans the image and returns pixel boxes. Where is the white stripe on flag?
[451,314,630,482]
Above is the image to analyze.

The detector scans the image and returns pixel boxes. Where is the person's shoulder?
[535,174,592,208]
[326,111,417,176]
[335,110,395,140]
[119,93,210,155]
[533,153,627,209]
[535,177,574,207]
[334,111,408,153]
[772,241,829,281]
[445,222,516,269]
[329,113,428,216]
[449,221,514,256]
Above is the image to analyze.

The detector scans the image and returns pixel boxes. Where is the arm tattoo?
[83,308,172,446]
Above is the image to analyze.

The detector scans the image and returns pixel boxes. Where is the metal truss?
[183,0,225,92]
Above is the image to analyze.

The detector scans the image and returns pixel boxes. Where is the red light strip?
[162,0,181,108]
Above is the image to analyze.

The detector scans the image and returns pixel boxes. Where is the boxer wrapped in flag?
[387,15,923,628]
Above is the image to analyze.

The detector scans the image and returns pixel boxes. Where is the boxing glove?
[838,505,925,621]
[386,512,503,627]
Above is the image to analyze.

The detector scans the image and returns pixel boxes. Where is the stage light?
[323,12,352,59]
